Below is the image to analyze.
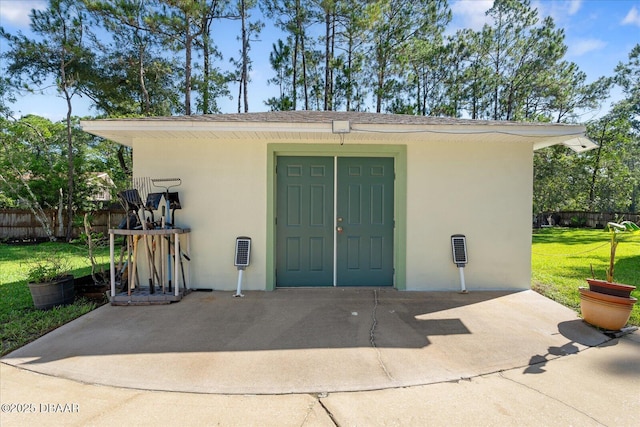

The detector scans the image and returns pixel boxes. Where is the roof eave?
[80,119,593,152]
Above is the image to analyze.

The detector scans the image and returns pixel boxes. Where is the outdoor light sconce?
[332,120,350,134]
[332,120,350,145]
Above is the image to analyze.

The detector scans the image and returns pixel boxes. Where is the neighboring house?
[81,112,594,292]
[87,172,115,203]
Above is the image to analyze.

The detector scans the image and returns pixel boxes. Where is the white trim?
[81,119,585,137]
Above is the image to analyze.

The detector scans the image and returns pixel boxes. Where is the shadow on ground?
[1,289,610,394]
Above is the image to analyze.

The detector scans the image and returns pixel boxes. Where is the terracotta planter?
[28,275,75,310]
[579,287,637,331]
[586,278,636,298]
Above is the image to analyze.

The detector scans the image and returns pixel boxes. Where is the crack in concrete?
[370,290,395,381]
[498,372,606,425]
[299,396,319,427]
[317,396,339,426]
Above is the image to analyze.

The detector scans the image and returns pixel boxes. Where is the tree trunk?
[57,188,64,237]
[137,30,151,116]
[324,9,331,111]
[346,36,353,111]
[184,22,193,115]
[292,33,298,109]
[117,145,131,177]
[61,56,75,242]
[295,0,308,109]
[588,122,608,209]
[0,172,56,241]
[241,0,249,112]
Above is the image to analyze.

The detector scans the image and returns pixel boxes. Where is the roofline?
[81,118,585,136]
[80,113,593,153]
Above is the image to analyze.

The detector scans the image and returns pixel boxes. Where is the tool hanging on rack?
[116,189,144,293]
[152,178,182,292]
[132,177,162,294]
[151,178,182,228]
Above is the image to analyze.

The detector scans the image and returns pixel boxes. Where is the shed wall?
[134,139,268,291]
[133,136,532,291]
[405,140,533,290]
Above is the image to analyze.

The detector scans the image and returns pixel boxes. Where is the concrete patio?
[2,289,639,426]
[1,289,611,394]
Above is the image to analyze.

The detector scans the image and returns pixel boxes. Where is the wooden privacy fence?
[0,208,126,240]
[536,211,640,228]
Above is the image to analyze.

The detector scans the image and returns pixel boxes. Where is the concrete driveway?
[2,289,609,394]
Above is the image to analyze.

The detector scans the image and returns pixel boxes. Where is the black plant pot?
[28,275,75,310]
[74,273,109,301]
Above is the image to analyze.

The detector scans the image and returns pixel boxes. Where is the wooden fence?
[0,208,126,241]
[535,211,640,228]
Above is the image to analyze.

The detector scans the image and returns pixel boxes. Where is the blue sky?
[0,0,639,121]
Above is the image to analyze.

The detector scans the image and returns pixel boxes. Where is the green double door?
[276,156,394,287]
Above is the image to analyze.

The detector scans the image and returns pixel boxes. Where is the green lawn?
[532,227,639,327]
[0,241,110,356]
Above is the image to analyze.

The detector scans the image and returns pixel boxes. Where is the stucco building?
[81,112,593,292]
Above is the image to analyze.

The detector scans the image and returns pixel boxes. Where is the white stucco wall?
[132,136,533,292]
[134,139,268,291]
[405,140,533,290]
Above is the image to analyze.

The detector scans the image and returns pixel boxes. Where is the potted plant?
[26,254,75,310]
[586,221,639,297]
[579,221,638,330]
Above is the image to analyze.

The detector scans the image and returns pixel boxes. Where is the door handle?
[336,226,343,233]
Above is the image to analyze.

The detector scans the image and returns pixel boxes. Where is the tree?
[150,0,232,115]
[84,0,181,117]
[0,115,83,239]
[196,0,236,114]
[365,0,449,113]
[533,145,589,214]
[265,39,294,110]
[1,0,97,240]
[539,61,611,123]
[614,43,640,126]
[402,0,451,116]
[230,0,263,112]
[482,0,567,121]
[453,28,493,119]
[0,116,57,240]
[332,0,368,111]
[585,111,635,212]
[262,0,314,109]
[612,44,640,211]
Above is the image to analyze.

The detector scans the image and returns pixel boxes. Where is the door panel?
[276,156,394,287]
[337,157,394,286]
[276,157,334,286]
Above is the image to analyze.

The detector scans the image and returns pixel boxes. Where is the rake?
[132,177,161,293]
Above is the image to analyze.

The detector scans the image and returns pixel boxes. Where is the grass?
[0,241,110,356]
[532,227,640,327]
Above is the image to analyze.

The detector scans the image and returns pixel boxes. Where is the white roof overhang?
[80,113,595,153]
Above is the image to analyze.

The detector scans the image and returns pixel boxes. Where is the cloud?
[0,0,47,28]
[622,6,640,27]
[567,0,583,16]
[450,0,493,31]
[569,38,607,57]
[533,0,582,25]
